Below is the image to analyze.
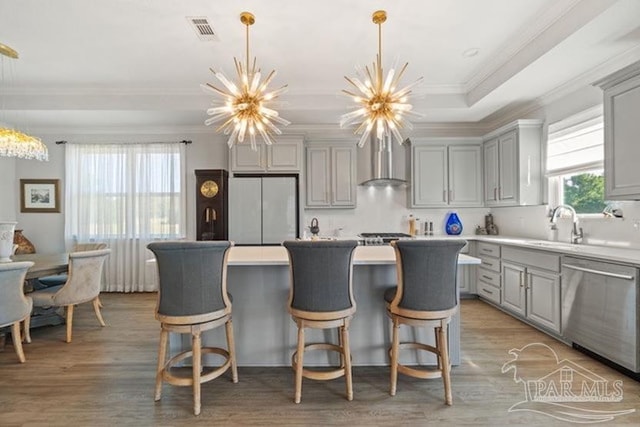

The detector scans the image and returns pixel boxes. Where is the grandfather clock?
[195,169,228,241]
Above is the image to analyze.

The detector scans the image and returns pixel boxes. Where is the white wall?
[0,156,17,221]
[11,132,228,254]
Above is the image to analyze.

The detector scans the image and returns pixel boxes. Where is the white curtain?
[65,142,186,292]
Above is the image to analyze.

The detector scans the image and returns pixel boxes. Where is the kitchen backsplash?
[303,186,488,238]
[304,187,640,249]
[492,201,640,249]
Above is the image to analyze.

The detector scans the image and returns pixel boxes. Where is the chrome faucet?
[550,205,583,244]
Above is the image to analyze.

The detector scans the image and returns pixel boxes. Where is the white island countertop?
[227,245,480,266]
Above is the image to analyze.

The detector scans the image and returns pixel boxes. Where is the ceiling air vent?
[187,16,218,41]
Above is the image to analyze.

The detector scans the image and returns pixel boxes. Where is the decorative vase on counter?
[0,221,17,262]
[13,229,36,254]
[445,212,463,235]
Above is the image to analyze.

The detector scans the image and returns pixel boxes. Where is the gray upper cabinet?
[305,144,356,208]
[411,139,482,208]
[230,137,303,173]
[595,61,640,200]
[483,120,543,207]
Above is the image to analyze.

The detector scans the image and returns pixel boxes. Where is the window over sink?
[546,108,609,215]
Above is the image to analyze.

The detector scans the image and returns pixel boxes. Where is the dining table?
[12,253,68,327]
[11,252,69,282]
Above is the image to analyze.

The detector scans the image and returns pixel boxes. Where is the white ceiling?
[1,0,640,134]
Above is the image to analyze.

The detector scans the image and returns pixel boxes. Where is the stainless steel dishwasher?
[561,256,638,372]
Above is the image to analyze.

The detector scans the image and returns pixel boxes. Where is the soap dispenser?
[445,211,463,235]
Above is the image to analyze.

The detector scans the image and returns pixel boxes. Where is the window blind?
[546,114,604,177]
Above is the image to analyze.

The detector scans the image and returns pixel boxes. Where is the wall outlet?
[633,219,640,231]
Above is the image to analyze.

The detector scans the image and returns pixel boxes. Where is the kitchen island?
[173,245,480,367]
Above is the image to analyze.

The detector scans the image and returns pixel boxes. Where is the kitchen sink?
[526,241,584,251]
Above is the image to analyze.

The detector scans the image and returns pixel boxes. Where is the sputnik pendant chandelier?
[202,12,290,151]
[340,10,423,147]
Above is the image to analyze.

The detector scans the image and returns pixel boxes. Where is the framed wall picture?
[20,179,61,213]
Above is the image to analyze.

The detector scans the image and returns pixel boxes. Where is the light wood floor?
[1,293,639,426]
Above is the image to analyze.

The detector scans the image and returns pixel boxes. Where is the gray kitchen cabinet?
[457,242,474,295]
[475,242,501,304]
[483,120,542,206]
[411,140,482,208]
[457,265,472,294]
[230,137,303,173]
[305,144,356,208]
[501,261,526,316]
[526,267,561,333]
[595,60,640,200]
[501,246,561,333]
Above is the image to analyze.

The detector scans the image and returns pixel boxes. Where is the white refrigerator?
[228,176,299,245]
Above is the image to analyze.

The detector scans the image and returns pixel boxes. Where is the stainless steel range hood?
[357,135,409,187]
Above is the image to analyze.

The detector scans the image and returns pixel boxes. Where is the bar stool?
[147,241,238,416]
[282,240,358,404]
[384,239,466,405]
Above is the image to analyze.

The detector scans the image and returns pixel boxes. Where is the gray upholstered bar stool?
[385,239,466,405]
[282,240,359,404]
[147,241,238,416]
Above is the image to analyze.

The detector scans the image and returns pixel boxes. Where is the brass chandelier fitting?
[202,12,290,151]
[340,10,423,147]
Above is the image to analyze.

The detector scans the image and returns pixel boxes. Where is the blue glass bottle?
[445,211,463,235]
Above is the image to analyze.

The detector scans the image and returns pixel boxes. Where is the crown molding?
[464,0,616,106]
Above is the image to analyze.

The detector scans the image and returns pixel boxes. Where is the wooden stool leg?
[11,322,26,363]
[390,317,400,396]
[225,319,238,383]
[155,328,168,401]
[434,326,442,370]
[93,297,106,327]
[65,305,74,343]
[341,324,353,401]
[23,315,31,344]
[294,323,305,404]
[97,296,104,308]
[338,327,345,368]
[439,321,452,405]
[192,330,202,416]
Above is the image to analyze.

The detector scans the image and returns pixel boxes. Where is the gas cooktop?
[358,232,412,244]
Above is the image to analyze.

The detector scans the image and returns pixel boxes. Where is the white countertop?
[228,245,481,266]
[468,235,640,266]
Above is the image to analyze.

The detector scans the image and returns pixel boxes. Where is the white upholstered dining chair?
[29,249,111,343]
[0,261,34,363]
[38,242,108,288]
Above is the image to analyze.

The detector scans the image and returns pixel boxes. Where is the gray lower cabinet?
[501,247,561,333]
[458,265,475,295]
[475,242,501,304]
[502,261,526,316]
[305,144,356,208]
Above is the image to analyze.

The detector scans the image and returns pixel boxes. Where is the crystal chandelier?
[340,10,423,148]
[202,12,290,151]
[0,43,48,161]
